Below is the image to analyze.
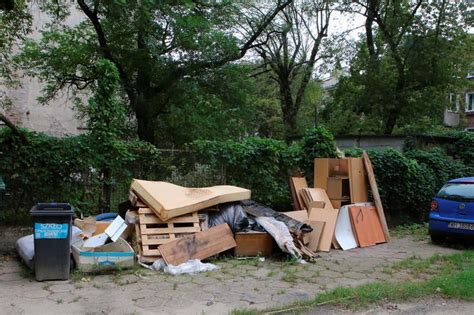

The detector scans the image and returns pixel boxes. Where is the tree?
[253,0,333,140]
[18,0,293,144]
[0,1,31,142]
[325,0,472,134]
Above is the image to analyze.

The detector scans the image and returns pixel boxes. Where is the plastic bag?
[16,226,83,270]
[255,216,301,260]
[140,258,219,275]
[208,202,249,232]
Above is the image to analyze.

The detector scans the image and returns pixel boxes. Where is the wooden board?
[304,221,325,252]
[289,177,300,210]
[234,232,275,257]
[314,158,330,190]
[290,177,308,211]
[367,206,386,244]
[348,158,369,203]
[131,180,251,220]
[283,210,309,222]
[159,224,236,266]
[307,208,339,252]
[349,206,376,247]
[362,152,390,240]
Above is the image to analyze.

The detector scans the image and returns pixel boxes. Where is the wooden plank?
[362,152,390,240]
[304,221,325,252]
[289,177,301,210]
[159,224,237,266]
[349,206,376,247]
[140,225,201,235]
[348,158,369,203]
[234,232,274,257]
[307,188,333,210]
[314,158,329,190]
[307,208,339,252]
[138,210,199,224]
[131,180,251,220]
[367,206,386,244]
[290,177,308,211]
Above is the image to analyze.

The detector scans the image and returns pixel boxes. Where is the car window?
[436,183,474,201]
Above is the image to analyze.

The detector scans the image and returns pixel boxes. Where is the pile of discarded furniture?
[288,152,389,252]
[17,151,390,279]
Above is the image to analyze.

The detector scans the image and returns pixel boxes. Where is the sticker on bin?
[34,223,69,239]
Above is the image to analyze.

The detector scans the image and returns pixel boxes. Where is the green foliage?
[369,149,435,221]
[191,127,337,208]
[0,128,160,222]
[191,137,297,209]
[450,132,474,168]
[299,127,338,182]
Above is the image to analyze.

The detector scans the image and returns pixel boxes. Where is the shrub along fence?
[0,127,472,225]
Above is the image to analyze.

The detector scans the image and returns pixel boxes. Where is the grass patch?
[392,223,428,241]
[232,251,474,314]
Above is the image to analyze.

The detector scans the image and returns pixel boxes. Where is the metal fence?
[0,149,226,224]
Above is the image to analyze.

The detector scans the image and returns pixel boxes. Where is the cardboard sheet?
[308,208,339,252]
[131,180,251,220]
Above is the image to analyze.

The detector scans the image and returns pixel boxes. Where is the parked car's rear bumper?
[429,212,474,236]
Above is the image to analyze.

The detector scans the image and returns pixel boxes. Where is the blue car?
[429,177,474,243]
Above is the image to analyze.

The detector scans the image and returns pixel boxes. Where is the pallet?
[137,208,201,257]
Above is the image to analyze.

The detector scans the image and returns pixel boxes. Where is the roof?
[448,177,474,183]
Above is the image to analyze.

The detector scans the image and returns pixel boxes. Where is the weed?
[56,299,63,304]
[392,223,429,241]
[173,283,178,290]
[266,270,275,277]
[281,267,298,283]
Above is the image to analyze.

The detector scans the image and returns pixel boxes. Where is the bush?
[0,128,160,222]
[191,128,338,209]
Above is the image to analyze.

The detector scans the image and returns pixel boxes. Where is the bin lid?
[30,203,74,216]
[0,176,5,191]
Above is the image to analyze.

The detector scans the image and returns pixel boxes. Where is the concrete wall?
[1,3,86,137]
[335,136,406,151]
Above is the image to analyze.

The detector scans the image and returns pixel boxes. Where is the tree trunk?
[279,72,298,141]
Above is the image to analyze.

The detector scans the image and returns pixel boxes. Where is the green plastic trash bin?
[30,203,73,281]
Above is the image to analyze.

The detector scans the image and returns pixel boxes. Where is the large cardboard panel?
[362,152,390,240]
[283,210,309,222]
[159,224,236,265]
[304,221,325,251]
[131,180,251,220]
[348,158,369,203]
[308,208,339,252]
[349,206,376,247]
[234,232,275,257]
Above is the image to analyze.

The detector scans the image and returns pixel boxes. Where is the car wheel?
[430,233,446,244]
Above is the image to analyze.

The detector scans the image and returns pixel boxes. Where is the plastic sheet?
[208,202,249,232]
[254,216,301,259]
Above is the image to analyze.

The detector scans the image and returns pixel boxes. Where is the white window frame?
[466,92,474,113]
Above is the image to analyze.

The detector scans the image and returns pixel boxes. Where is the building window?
[448,93,459,112]
[467,93,474,112]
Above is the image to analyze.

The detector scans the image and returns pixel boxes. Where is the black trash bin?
[30,203,73,281]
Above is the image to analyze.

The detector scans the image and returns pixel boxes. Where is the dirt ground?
[0,226,472,315]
